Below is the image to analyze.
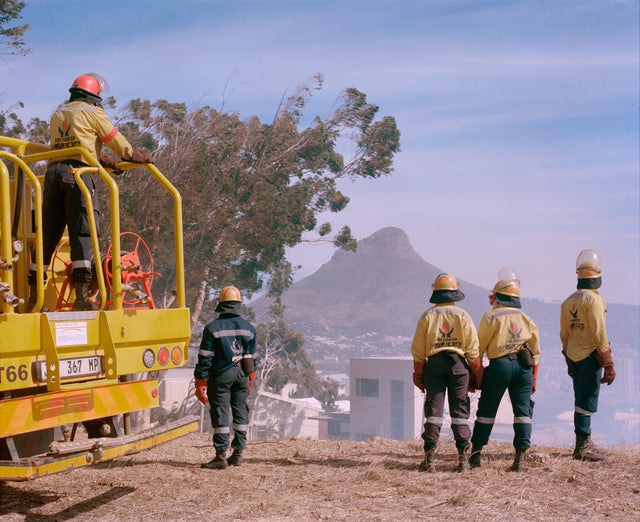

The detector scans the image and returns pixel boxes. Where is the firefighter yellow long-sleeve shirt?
[477,305,541,363]
[411,303,479,363]
[49,101,134,165]
[560,289,610,362]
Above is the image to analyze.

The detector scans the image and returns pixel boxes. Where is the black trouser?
[567,351,602,437]
[208,365,250,452]
[421,351,471,450]
[471,354,534,449]
[29,160,99,284]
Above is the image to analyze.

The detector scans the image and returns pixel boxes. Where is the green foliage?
[106,74,400,322]
[0,0,30,57]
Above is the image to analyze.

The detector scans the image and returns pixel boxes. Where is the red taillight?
[158,346,169,366]
[152,387,159,398]
[171,345,183,365]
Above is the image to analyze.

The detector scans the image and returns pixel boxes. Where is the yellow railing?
[0,136,186,311]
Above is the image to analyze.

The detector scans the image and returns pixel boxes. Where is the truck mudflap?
[0,415,199,481]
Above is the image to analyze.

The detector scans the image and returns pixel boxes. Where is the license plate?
[36,356,103,381]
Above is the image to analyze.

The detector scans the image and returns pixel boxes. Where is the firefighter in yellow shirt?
[28,73,153,311]
[411,273,483,473]
[560,249,615,461]
[469,268,541,472]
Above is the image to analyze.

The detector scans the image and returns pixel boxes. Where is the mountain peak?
[332,226,419,260]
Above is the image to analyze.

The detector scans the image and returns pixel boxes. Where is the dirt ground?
[1,434,639,521]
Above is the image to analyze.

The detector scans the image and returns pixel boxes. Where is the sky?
[1,0,638,306]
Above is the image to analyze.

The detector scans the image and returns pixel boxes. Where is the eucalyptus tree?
[110,74,400,326]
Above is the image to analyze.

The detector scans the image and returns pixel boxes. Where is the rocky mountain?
[254,227,488,337]
[253,227,638,360]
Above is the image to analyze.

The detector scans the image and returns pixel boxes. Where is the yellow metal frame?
[0,415,199,481]
[0,137,187,312]
[1,379,160,438]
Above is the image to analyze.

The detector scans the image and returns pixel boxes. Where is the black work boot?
[509,448,526,472]
[72,282,97,311]
[457,445,470,472]
[469,444,482,468]
[201,449,229,469]
[418,448,436,473]
[227,449,243,466]
[573,435,606,461]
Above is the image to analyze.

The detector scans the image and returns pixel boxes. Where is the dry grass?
[1,434,639,521]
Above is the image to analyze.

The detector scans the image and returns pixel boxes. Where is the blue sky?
[2,0,638,305]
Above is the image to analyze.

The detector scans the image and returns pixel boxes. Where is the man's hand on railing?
[99,154,123,175]
[130,149,154,164]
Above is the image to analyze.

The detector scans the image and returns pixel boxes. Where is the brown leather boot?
[201,449,229,469]
[573,435,606,461]
[457,445,471,472]
[418,448,436,473]
[469,444,482,468]
[509,448,526,472]
[72,282,97,311]
[227,449,243,466]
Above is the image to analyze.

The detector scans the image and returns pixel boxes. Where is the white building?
[349,356,423,441]
[249,383,325,440]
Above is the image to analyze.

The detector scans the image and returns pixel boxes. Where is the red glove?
[412,361,425,392]
[195,378,209,405]
[248,371,256,396]
[596,350,616,385]
[468,356,484,393]
[531,363,539,394]
[130,149,154,164]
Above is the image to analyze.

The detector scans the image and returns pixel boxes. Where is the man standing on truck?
[28,73,152,311]
[194,286,257,469]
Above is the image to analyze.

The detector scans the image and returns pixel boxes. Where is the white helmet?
[576,249,602,279]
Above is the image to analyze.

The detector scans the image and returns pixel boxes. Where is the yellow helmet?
[218,286,242,303]
[432,273,459,292]
[492,267,521,297]
[576,249,602,279]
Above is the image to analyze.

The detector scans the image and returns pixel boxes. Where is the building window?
[390,380,404,440]
[355,378,379,398]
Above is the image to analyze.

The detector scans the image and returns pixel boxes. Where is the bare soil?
[1,434,639,521]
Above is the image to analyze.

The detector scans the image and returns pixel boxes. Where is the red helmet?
[69,73,109,98]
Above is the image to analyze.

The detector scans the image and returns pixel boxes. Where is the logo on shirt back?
[508,322,522,340]
[231,339,242,355]
[439,321,454,338]
[52,119,81,150]
[58,119,70,137]
[568,304,584,330]
[570,305,578,319]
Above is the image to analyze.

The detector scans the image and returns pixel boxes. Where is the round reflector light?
[171,345,183,365]
[143,349,155,369]
[158,346,170,366]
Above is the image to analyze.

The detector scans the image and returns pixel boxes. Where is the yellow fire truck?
[0,136,198,480]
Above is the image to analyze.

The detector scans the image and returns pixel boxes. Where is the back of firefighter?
[28,73,152,311]
[194,286,257,469]
[411,273,483,473]
[560,249,615,461]
[470,268,540,472]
